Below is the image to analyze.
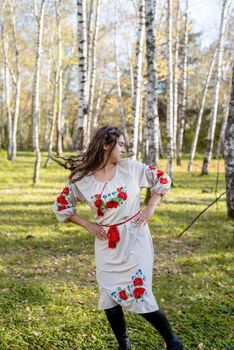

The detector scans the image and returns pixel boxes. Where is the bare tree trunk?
[87,0,100,143]
[145,0,159,165]
[43,57,52,150]
[173,0,180,155]
[176,0,188,165]
[2,34,12,160]
[45,67,59,167]
[214,93,230,158]
[32,0,47,184]
[55,0,63,156]
[9,0,21,162]
[129,0,145,159]
[114,10,129,146]
[87,0,94,85]
[93,79,103,130]
[0,74,5,148]
[143,97,149,161]
[1,108,5,149]
[159,125,163,157]
[74,0,89,151]
[188,49,217,171]
[166,0,174,178]
[224,66,234,218]
[202,0,232,175]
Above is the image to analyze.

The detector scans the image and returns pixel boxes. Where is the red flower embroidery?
[149,165,158,170]
[94,194,101,199]
[94,198,103,208]
[57,195,68,205]
[119,290,128,300]
[58,205,67,211]
[61,187,70,195]
[118,192,127,200]
[106,200,118,209]
[97,208,104,216]
[133,277,143,286]
[133,287,145,299]
[113,200,118,208]
[117,187,123,192]
[160,177,168,184]
[157,170,164,178]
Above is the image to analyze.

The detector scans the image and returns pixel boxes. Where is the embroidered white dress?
[53,158,171,314]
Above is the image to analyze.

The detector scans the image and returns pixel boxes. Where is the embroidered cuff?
[63,209,77,222]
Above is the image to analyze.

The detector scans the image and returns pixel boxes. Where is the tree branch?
[178,191,227,237]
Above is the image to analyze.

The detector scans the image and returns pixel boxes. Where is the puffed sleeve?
[53,180,80,222]
[132,160,171,196]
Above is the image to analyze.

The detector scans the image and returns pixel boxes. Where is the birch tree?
[0,74,4,149]
[224,66,234,218]
[129,0,145,159]
[176,0,188,165]
[114,8,129,146]
[188,49,217,171]
[45,64,59,167]
[166,0,174,177]
[92,79,103,130]
[214,92,230,158]
[55,0,63,156]
[87,0,100,143]
[1,28,12,160]
[145,0,159,165]
[201,0,232,175]
[173,0,180,154]
[32,0,47,184]
[75,0,89,151]
[8,0,21,162]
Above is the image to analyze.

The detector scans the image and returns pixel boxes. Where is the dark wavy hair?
[54,125,123,182]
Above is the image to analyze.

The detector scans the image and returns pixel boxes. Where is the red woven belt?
[99,210,141,249]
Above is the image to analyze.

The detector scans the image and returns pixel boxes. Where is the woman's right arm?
[53,181,106,240]
[69,213,107,240]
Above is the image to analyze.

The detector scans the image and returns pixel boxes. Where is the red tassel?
[107,225,120,248]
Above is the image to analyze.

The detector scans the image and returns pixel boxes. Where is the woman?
[53,125,184,350]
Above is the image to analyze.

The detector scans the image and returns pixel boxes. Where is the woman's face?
[106,135,126,163]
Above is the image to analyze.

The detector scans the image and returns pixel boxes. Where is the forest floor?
[0,151,233,350]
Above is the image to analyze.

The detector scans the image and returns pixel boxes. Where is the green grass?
[0,150,233,350]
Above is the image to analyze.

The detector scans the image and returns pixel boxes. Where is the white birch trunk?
[0,74,5,148]
[224,66,234,218]
[1,107,4,149]
[87,0,100,143]
[143,97,149,161]
[202,0,232,175]
[173,0,180,154]
[166,0,174,178]
[43,56,52,150]
[9,0,21,162]
[2,36,12,160]
[55,0,63,156]
[145,0,159,165]
[114,11,129,146]
[188,49,217,171]
[32,0,47,184]
[45,66,59,168]
[176,0,188,165]
[93,79,103,130]
[214,93,230,158]
[75,0,89,151]
[129,0,145,159]
[87,0,94,85]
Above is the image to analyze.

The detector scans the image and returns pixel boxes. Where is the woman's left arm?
[134,193,163,226]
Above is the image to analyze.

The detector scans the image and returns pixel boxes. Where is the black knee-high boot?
[140,309,184,350]
[105,305,131,350]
